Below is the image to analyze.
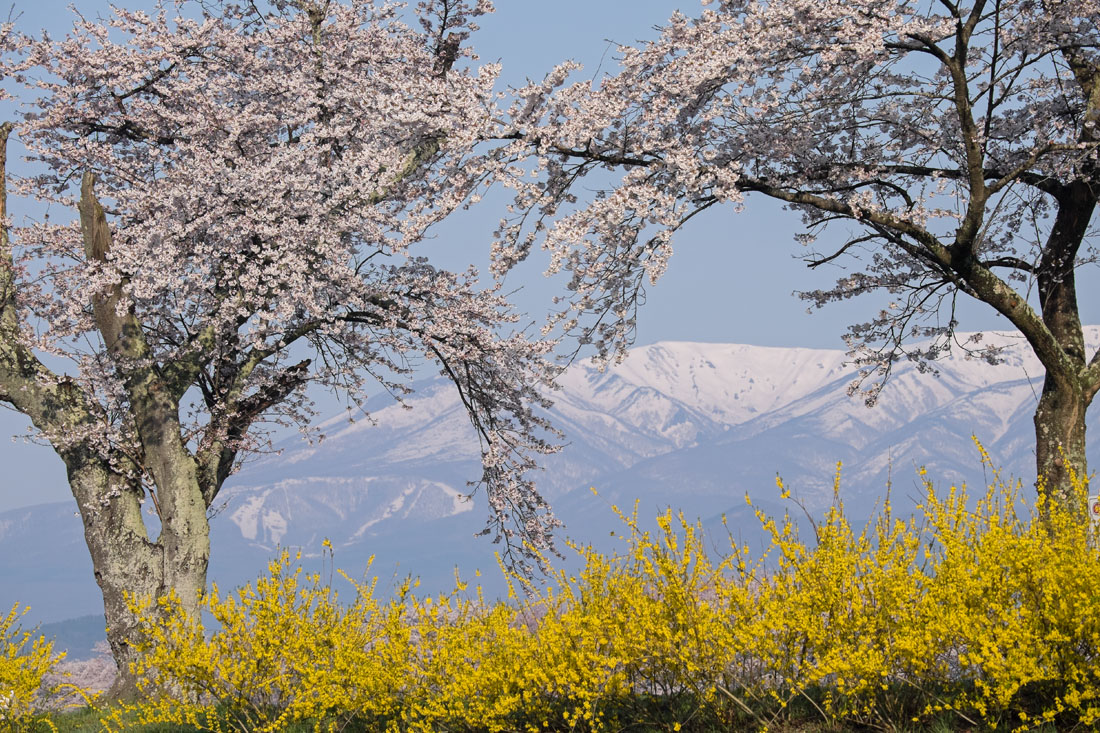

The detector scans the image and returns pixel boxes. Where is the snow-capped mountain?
[4,329,1098,631]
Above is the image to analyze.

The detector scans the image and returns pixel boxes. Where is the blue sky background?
[0,0,1091,511]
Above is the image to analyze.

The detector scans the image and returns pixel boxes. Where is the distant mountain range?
[4,329,1097,656]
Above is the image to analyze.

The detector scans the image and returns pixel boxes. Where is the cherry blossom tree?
[0,0,560,695]
[497,0,1100,511]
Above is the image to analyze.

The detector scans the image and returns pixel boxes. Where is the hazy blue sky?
[0,0,1093,511]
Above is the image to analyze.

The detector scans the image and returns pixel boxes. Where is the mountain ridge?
[4,328,1097,635]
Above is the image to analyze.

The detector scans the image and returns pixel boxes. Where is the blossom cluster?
[493,0,1100,391]
[1,0,561,555]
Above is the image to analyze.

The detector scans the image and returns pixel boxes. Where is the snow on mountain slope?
[223,475,474,549]
[240,381,481,484]
[550,331,1097,546]
[556,341,853,427]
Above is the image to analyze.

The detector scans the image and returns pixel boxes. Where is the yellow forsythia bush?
[0,604,65,733]
[112,442,1099,733]
[400,582,531,732]
[749,468,929,727]
[913,452,1100,730]
[741,445,1100,731]
[117,548,415,733]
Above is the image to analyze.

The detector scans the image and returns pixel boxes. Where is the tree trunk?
[1033,373,1091,518]
[1029,178,1096,520]
[65,451,210,700]
[71,170,216,699]
[2,126,216,700]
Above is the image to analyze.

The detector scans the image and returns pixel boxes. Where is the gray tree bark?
[65,454,208,699]
[1033,378,1090,514]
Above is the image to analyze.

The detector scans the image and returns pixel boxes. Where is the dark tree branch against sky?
[491,0,1100,511]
